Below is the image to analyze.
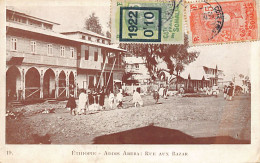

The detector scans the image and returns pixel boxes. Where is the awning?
[8,57,24,65]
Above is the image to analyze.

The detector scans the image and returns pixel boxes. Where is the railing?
[7,51,77,67]
[102,63,124,71]
[57,87,66,98]
[25,87,40,99]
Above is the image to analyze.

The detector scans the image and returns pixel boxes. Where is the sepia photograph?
[1,0,260,162]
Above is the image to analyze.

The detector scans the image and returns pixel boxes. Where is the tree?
[85,13,103,35]
[119,34,199,90]
[106,19,111,38]
[239,74,244,79]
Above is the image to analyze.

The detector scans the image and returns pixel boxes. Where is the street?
[6,93,251,144]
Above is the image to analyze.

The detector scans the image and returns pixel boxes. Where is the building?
[180,65,224,91]
[6,8,125,102]
[61,29,125,91]
[124,55,151,84]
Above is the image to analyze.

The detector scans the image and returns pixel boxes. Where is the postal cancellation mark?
[188,0,259,45]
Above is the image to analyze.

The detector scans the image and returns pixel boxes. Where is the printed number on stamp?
[188,0,259,45]
[119,7,162,42]
[111,0,184,44]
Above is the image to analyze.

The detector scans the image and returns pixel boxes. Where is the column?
[21,69,25,100]
[74,73,77,97]
[66,72,69,98]
[55,71,59,98]
[40,70,44,98]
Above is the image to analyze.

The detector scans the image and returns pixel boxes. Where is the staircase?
[10,100,23,107]
[45,98,58,104]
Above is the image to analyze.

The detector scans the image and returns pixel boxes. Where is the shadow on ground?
[93,125,250,144]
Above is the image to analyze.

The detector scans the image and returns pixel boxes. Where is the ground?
[6,93,251,144]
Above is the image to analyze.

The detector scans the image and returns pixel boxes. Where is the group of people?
[223,83,234,101]
[66,87,145,115]
[66,89,106,115]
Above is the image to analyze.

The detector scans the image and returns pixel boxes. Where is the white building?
[124,55,150,84]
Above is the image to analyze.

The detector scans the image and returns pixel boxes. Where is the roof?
[7,22,126,52]
[181,66,208,80]
[61,28,110,40]
[6,7,60,25]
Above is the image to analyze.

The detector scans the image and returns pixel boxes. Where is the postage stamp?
[187,0,260,45]
[111,0,184,44]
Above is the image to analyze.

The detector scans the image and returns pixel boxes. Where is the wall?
[6,35,78,67]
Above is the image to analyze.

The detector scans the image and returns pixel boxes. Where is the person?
[99,89,105,110]
[227,83,234,101]
[153,89,159,104]
[159,86,164,97]
[108,91,115,109]
[223,85,227,99]
[116,89,123,109]
[77,89,87,115]
[66,92,77,115]
[212,84,219,97]
[133,88,143,108]
[179,86,185,95]
[163,86,168,99]
[206,86,211,95]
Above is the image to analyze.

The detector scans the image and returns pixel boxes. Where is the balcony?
[78,59,102,70]
[7,50,77,67]
[101,63,124,72]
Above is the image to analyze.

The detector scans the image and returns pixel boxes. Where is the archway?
[58,71,66,98]
[69,72,75,94]
[6,66,21,101]
[25,67,40,99]
[43,69,55,98]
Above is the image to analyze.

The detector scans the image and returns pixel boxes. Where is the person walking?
[66,92,77,115]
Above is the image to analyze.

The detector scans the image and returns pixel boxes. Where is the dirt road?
[6,94,251,144]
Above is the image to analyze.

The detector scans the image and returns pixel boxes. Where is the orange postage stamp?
[187,0,260,45]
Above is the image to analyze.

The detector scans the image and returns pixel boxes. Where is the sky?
[7,0,253,79]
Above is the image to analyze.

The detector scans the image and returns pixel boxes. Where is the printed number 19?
[128,33,137,38]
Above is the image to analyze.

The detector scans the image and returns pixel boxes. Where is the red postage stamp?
[187,0,259,45]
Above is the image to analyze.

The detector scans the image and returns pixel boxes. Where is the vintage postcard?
[111,0,184,44]
[1,0,260,162]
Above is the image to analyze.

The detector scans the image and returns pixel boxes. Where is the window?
[135,64,139,70]
[60,46,65,57]
[102,40,105,44]
[88,37,91,41]
[82,35,86,40]
[47,44,53,56]
[70,47,75,58]
[102,50,106,63]
[97,39,100,43]
[94,52,98,61]
[30,41,36,53]
[85,50,89,60]
[11,38,17,51]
